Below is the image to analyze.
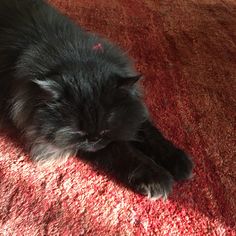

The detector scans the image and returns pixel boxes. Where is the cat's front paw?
[128,165,173,199]
[162,149,193,181]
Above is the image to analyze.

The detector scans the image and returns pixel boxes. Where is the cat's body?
[0,0,193,199]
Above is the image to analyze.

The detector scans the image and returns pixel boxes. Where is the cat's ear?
[116,74,142,89]
[32,76,62,99]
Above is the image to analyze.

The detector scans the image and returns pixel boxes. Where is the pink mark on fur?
[92,43,104,52]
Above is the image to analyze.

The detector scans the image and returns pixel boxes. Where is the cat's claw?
[129,165,173,200]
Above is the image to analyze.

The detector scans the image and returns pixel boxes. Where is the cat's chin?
[81,144,109,153]
[79,139,113,153]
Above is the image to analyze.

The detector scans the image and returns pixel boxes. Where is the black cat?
[0,0,193,199]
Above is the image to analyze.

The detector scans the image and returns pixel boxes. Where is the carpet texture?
[0,0,236,235]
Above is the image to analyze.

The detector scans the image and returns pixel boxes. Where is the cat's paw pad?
[129,165,173,200]
[163,149,193,181]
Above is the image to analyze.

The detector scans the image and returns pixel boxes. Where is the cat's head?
[27,65,148,153]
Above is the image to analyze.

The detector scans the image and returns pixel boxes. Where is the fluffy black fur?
[0,0,193,199]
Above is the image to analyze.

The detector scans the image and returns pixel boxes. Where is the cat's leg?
[80,142,173,199]
[133,120,193,181]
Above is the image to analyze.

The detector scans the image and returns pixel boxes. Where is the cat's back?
[0,0,45,27]
[0,0,75,45]
[0,0,52,106]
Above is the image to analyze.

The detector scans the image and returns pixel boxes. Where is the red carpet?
[1,0,236,235]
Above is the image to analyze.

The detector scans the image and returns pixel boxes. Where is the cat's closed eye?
[77,131,88,137]
[68,130,88,137]
[70,130,110,139]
